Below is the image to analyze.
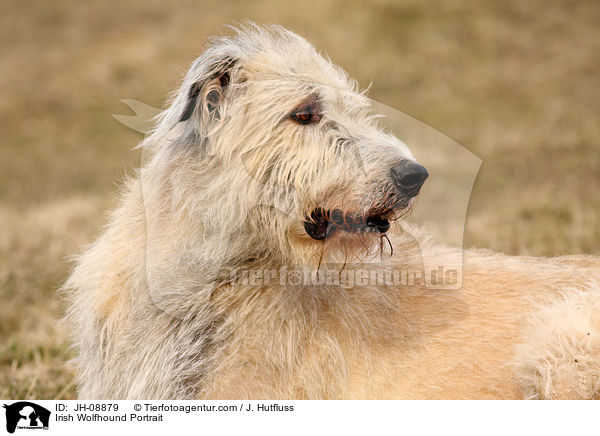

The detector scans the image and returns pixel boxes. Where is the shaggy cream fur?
[64,24,600,399]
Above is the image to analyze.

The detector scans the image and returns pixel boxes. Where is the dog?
[64,24,600,399]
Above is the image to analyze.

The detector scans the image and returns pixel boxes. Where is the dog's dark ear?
[179,57,236,124]
[142,54,238,146]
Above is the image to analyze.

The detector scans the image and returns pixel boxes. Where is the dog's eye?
[292,111,318,125]
[289,102,322,125]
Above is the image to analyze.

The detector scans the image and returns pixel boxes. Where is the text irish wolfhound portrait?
[64,25,600,399]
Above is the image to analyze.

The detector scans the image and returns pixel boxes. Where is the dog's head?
[145,24,427,266]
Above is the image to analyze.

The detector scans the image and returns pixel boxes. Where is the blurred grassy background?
[1,0,599,398]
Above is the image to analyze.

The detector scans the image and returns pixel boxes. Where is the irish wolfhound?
[65,25,600,399]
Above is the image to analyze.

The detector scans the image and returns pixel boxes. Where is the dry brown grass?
[1,0,599,398]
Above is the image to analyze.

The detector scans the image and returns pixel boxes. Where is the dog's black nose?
[390,160,428,197]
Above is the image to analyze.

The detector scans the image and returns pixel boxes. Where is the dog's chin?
[303,203,411,241]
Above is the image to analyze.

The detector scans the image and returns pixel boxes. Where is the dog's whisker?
[383,233,393,257]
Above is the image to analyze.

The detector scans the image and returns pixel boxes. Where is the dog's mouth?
[303,207,394,240]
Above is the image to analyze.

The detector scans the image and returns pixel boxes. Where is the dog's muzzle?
[303,160,428,241]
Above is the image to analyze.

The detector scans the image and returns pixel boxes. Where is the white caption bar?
[0,400,596,436]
